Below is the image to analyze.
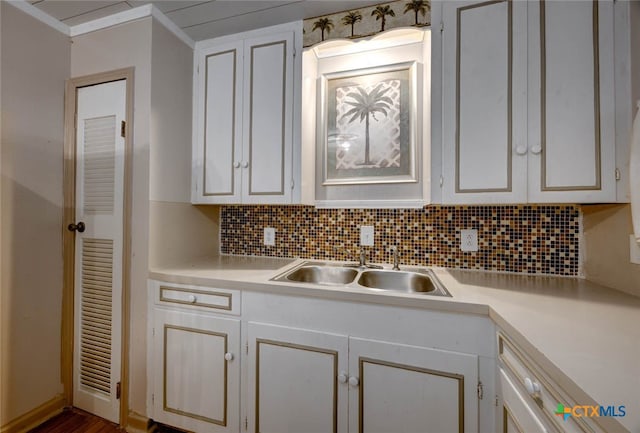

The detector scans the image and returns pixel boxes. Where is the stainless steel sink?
[357,269,450,296]
[271,261,450,297]
[274,262,358,285]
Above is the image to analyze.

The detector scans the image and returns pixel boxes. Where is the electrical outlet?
[360,225,374,246]
[630,235,640,265]
[460,229,478,252]
[264,227,275,246]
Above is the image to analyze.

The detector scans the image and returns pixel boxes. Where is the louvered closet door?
[73,80,126,423]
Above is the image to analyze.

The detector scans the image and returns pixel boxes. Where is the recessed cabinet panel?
[360,360,461,433]
[542,1,598,189]
[348,337,478,433]
[441,0,527,204]
[257,342,336,433]
[204,45,242,197]
[152,308,240,433]
[457,1,511,192]
[247,322,349,433]
[164,326,227,423]
[244,34,293,200]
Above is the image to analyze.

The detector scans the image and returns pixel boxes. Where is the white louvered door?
[73,80,126,423]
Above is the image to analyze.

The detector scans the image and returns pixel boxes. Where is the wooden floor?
[29,409,122,433]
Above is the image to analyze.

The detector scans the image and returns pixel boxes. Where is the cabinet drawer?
[498,333,594,433]
[156,283,241,315]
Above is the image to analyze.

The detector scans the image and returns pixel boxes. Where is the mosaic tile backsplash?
[220,205,580,276]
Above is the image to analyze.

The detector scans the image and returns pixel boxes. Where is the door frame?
[62,67,134,428]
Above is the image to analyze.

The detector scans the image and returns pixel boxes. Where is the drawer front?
[154,281,241,315]
[500,368,552,433]
[498,333,595,433]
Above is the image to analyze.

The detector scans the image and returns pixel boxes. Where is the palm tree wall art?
[341,83,393,165]
[312,17,334,41]
[324,65,415,184]
[303,0,430,47]
[403,0,430,26]
[371,5,396,32]
[341,11,363,38]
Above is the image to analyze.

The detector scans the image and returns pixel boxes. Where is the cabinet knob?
[337,372,348,384]
[531,145,542,155]
[233,162,240,168]
[524,377,541,395]
[515,145,527,155]
[348,376,359,387]
[187,294,197,303]
[242,161,249,168]
[224,352,234,362]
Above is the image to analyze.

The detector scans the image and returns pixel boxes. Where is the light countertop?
[149,255,640,433]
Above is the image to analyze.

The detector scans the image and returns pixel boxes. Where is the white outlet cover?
[630,235,640,265]
[360,225,374,246]
[264,227,275,246]
[460,229,478,252]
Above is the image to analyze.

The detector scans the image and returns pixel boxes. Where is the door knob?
[531,145,542,155]
[68,222,86,233]
[233,161,240,168]
[242,161,249,168]
[224,352,234,362]
[348,376,359,387]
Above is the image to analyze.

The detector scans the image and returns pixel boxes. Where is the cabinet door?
[247,322,348,433]
[242,31,294,204]
[441,0,528,204]
[152,309,240,433]
[527,0,616,202]
[499,368,551,433]
[348,337,479,433]
[193,40,244,204]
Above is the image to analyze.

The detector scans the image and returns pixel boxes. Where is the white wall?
[1,2,70,424]
[71,17,153,418]
[148,20,219,269]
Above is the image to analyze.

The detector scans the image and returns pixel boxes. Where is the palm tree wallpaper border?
[322,62,417,185]
[303,0,431,47]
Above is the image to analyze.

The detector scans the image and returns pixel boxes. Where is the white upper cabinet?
[192,22,307,204]
[437,0,625,204]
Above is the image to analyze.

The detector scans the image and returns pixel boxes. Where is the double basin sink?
[271,261,451,297]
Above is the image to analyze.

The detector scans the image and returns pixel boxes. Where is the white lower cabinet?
[151,308,241,433]
[247,322,479,433]
[246,322,349,433]
[497,332,615,433]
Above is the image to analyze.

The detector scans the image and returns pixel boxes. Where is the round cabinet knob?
[348,376,359,387]
[242,161,249,168]
[524,377,541,395]
[224,352,234,362]
[233,162,240,168]
[515,145,527,155]
[187,294,197,303]
[337,372,348,384]
[531,145,542,155]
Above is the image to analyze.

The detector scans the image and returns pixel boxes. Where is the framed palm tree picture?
[319,61,418,185]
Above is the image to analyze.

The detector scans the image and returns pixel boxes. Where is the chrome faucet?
[391,246,401,271]
[352,248,383,269]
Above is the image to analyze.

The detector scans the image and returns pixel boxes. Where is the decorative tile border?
[303,0,431,47]
[220,205,581,276]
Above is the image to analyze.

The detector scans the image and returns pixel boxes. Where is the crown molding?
[69,4,195,49]
[4,1,195,49]
[5,0,70,36]
[69,4,152,37]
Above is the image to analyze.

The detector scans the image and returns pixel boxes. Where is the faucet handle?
[391,246,401,271]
